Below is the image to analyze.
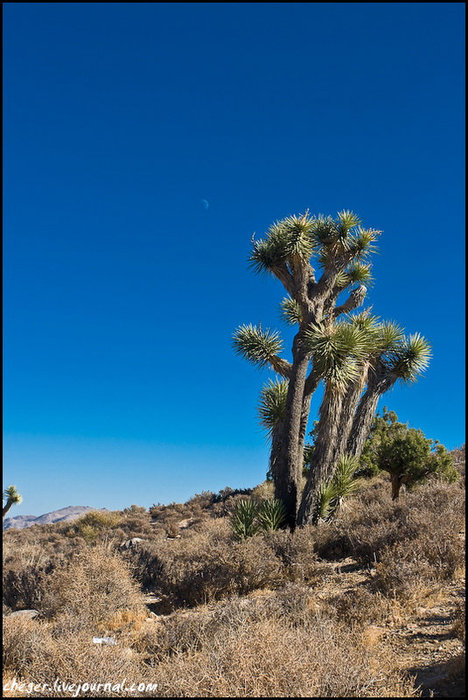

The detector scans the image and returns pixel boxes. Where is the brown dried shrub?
[148,614,417,697]
[328,586,393,628]
[315,479,464,568]
[3,616,153,697]
[40,545,145,629]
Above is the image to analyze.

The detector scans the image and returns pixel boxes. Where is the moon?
[201,199,210,210]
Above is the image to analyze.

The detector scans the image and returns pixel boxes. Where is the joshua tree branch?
[270,356,293,379]
[271,265,295,297]
[333,285,367,318]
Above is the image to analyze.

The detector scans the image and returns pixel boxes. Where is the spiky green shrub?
[231,498,287,539]
[257,499,286,531]
[230,500,260,540]
[317,455,361,520]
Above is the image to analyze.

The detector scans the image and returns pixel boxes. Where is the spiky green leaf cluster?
[305,322,371,388]
[345,262,373,286]
[334,262,373,290]
[316,455,361,520]
[230,500,260,540]
[280,296,303,325]
[256,499,286,531]
[249,213,316,273]
[258,378,289,435]
[314,212,360,264]
[230,498,287,539]
[233,324,283,368]
[348,309,380,332]
[3,485,22,505]
[349,227,381,259]
[388,333,432,382]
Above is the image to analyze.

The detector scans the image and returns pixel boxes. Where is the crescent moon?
[201,199,210,210]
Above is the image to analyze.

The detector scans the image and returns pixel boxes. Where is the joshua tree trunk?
[273,334,310,529]
[347,373,393,459]
[3,499,15,519]
[332,362,370,462]
[297,394,312,476]
[297,385,344,525]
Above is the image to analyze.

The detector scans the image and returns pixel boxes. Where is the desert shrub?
[3,566,51,612]
[251,479,275,501]
[2,540,80,611]
[148,614,417,697]
[264,526,320,583]
[136,586,319,660]
[373,525,465,603]
[163,520,181,538]
[329,586,392,628]
[127,519,286,608]
[3,616,154,697]
[40,545,145,629]
[451,444,465,479]
[314,479,464,566]
[122,504,147,514]
[160,535,284,607]
[70,510,122,541]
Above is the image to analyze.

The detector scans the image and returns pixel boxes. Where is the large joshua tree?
[233,210,430,528]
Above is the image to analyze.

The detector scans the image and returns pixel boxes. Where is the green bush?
[358,408,457,498]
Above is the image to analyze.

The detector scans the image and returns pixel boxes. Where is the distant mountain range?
[3,506,106,530]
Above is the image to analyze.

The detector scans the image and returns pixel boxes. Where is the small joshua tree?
[3,485,23,519]
[233,210,430,527]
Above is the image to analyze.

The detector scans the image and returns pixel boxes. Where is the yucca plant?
[316,455,361,520]
[233,208,430,528]
[3,485,23,519]
[230,500,260,540]
[257,499,287,531]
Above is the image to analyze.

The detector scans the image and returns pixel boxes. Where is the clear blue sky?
[3,3,465,515]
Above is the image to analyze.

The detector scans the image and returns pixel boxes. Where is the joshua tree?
[233,210,430,527]
[3,485,23,519]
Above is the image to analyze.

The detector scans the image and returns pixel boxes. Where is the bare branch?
[333,285,367,318]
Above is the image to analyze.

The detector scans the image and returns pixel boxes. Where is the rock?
[177,518,195,529]
[92,636,117,645]
[8,609,39,619]
[120,537,146,549]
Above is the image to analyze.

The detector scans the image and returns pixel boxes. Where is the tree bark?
[3,499,14,519]
[297,385,344,525]
[391,474,402,500]
[346,367,395,459]
[332,361,370,463]
[273,333,310,529]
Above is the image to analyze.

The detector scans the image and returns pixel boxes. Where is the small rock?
[120,537,146,549]
[177,518,195,529]
[92,636,117,645]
